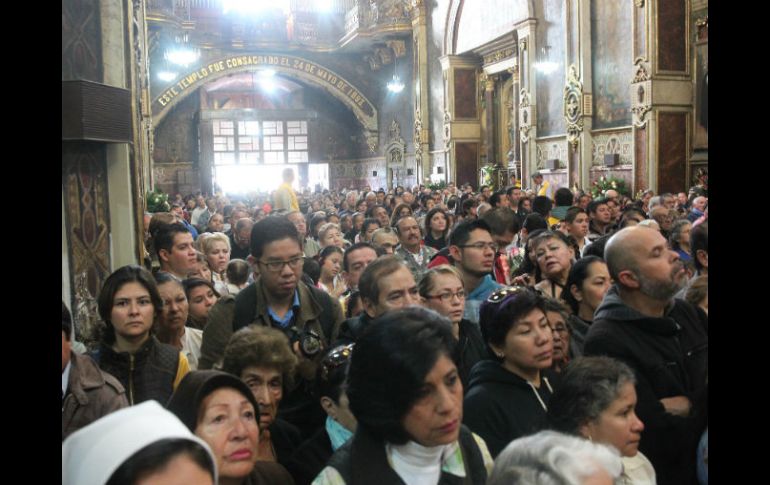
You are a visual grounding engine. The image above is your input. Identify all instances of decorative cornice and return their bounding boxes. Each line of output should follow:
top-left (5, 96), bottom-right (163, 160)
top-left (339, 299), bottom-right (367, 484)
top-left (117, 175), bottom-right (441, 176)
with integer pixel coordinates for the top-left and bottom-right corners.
top-left (483, 47), bottom-right (516, 66)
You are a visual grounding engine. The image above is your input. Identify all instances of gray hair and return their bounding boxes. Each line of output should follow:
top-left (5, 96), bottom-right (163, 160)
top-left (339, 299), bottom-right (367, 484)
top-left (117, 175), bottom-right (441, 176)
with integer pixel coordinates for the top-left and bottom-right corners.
top-left (547, 356), bottom-right (636, 435)
top-left (648, 195), bottom-right (662, 210)
top-left (488, 430), bottom-right (623, 485)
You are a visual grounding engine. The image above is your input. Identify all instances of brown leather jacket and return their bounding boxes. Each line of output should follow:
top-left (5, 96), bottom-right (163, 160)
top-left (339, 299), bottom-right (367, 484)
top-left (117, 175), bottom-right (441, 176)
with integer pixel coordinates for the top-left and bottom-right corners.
top-left (62, 352), bottom-right (128, 441)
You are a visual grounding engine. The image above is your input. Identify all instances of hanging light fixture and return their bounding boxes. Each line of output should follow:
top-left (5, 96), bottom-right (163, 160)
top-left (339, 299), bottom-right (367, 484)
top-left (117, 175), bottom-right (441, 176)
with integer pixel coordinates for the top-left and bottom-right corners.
top-left (534, 45), bottom-right (558, 75)
top-left (164, 32), bottom-right (200, 68)
top-left (387, 55), bottom-right (405, 93)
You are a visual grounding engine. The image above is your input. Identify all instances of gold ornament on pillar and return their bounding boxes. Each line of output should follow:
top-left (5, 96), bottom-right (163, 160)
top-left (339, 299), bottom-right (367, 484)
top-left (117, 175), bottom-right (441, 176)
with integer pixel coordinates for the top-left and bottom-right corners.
top-left (563, 65), bottom-right (584, 148)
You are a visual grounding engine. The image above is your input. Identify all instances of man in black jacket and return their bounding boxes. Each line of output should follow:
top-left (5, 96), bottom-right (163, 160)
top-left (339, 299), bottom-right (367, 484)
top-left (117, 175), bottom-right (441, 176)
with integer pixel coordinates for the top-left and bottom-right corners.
top-left (584, 226), bottom-right (708, 485)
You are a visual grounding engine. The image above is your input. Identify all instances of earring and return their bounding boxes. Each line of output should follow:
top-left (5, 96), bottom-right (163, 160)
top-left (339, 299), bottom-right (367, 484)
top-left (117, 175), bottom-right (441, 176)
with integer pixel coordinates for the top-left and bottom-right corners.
top-left (497, 352), bottom-right (505, 359)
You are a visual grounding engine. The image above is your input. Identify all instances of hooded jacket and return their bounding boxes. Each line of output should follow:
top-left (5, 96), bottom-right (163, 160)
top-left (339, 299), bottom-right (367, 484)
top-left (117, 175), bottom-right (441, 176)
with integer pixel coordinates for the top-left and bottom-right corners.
top-left (585, 285), bottom-right (708, 485)
top-left (166, 370), bottom-right (296, 485)
top-left (463, 360), bottom-right (555, 457)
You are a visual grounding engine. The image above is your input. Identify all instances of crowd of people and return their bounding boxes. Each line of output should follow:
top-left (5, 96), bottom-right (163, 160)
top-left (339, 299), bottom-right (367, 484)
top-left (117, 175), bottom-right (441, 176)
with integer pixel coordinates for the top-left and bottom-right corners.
top-left (63, 169), bottom-right (708, 485)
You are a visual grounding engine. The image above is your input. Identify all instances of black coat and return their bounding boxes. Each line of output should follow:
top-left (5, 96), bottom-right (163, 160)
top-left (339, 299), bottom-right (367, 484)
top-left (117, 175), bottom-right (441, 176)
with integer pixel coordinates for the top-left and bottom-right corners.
top-left (286, 426), bottom-right (333, 485)
top-left (463, 360), bottom-right (555, 457)
top-left (585, 285), bottom-right (708, 485)
top-left (454, 319), bottom-right (488, 390)
top-left (270, 418), bottom-right (304, 469)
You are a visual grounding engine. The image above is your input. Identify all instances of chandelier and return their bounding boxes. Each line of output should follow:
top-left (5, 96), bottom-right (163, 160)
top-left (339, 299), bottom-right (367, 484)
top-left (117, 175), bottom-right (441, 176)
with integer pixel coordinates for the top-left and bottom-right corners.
top-left (387, 55), bottom-right (405, 93)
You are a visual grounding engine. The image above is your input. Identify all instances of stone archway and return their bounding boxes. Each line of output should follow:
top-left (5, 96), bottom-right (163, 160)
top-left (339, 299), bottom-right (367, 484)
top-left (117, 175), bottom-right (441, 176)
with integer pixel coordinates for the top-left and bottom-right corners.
top-left (152, 54), bottom-right (379, 150)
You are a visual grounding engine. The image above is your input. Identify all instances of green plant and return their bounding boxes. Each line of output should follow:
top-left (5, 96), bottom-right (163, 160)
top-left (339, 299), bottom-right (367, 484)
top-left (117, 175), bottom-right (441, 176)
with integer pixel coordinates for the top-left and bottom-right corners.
top-left (146, 189), bottom-right (170, 213)
top-left (590, 176), bottom-right (630, 199)
top-left (427, 180), bottom-right (447, 191)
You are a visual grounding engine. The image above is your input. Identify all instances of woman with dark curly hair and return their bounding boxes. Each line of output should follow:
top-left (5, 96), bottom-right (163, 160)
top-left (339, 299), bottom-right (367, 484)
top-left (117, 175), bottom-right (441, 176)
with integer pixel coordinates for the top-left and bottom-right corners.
top-left (91, 265), bottom-right (190, 405)
top-left (222, 326), bottom-right (302, 467)
top-left (315, 307), bottom-right (493, 484)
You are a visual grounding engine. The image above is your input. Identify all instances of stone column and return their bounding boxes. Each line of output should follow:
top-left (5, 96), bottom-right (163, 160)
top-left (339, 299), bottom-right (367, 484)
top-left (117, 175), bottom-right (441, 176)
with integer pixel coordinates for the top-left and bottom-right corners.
top-left (410, 0), bottom-right (431, 184)
top-left (483, 74), bottom-right (496, 166)
top-left (509, 65), bottom-right (521, 179)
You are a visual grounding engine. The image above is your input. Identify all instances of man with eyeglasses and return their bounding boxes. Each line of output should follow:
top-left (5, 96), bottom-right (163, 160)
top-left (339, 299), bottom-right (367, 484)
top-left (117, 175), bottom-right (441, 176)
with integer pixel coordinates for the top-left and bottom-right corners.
top-left (224, 216), bottom-right (345, 438)
top-left (335, 256), bottom-right (421, 344)
top-left (447, 219), bottom-right (503, 325)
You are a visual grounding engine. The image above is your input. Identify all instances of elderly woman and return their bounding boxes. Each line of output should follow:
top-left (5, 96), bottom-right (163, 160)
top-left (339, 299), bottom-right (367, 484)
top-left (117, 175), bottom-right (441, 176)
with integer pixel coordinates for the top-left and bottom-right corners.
top-left (222, 326), bottom-right (303, 468)
top-left (418, 265), bottom-right (487, 388)
top-left (669, 219), bottom-right (693, 263)
top-left (287, 344), bottom-right (357, 485)
top-left (92, 265), bottom-right (189, 405)
top-left (547, 356), bottom-right (657, 484)
top-left (463, 286), bottom-right (555, 457)
top-left (530, 230), bottom-right (576, 300)
top-left (63, 400), bottom-right (217, 485)
top-left (184, 278), bottom-right (220, 330)
top-left (166, 370), bottom-right (294, 485)
top-left (314, 307), bottom-right (493, 484)
top-left (487, 430), bottom-right (623, 485)
top-left (541, 297), bottom-right (572, 373)
top-left (155, 273), bottom-right (203, 371)
top-left (318, 222), bottom-right (345, 249)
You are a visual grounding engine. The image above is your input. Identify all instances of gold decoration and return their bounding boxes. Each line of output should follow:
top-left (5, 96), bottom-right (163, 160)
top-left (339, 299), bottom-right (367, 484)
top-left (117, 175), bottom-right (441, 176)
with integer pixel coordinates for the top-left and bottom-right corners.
top-left (634, 0), bottom-right (644, 7)
top-left (563, 65), bottom-right (584, 148)
top-left (630, 58), bottom-right (652, 128)
top-left (483, 47), bottom-right (515, 66)
top-left (387, 39), bottom-right (406, 58)
top-left (443, 110), bottom-right (452, 149)
top-left (519, 88), bottom-right (532, 144)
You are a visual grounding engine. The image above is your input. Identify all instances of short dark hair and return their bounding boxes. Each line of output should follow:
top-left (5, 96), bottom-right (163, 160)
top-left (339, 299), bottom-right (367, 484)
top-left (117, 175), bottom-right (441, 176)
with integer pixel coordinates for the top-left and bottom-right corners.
top-left (448, 219), bottom-right (492, 247)
top-left (249, 216), bottom-right (301, 259)
top-left (315, 344), bottom-right (354, 403)
top-left (226, 259), bottom-right (250, 286)
top-left (97, 265), bottom-right (163, 345)
top-left (461, 198), bottom-right (478, 215)
top-left (105, 438), bottom-right (216, 485)
top-left (522, 213), bottom-right (548, 233)
top-left (489, 190), bottom-right (506, 207)
top-left (343, 242), bottom-right (376, 272)
top-left (547, 356), bottom-right (636, 435)
top-left (587, 198), bottom-right (609, 215)
top-left (582, 233), bottom-right (613, 259)
top-left (182, 277), bottom-right (220, 300)
top-left (480, 287), bottom-right (544, 360)
top-left (347, 307), bottom-right (456, 444)
top-left (690, 222), bottom-right (708, 271)
top-left (154, 223), bottom-right (191, 259)
top-left (532, 196), bottom-right (553, 217)
top-left (562, 256), bottom-right (605, 314)
top-left (360, 218), bottom-right (380, 238)
top-left (619, 207), bottom-right (647, 228)
top-left (564, 206), bottom-right (587, 224)
top-left (358, 255), bottom-right (406, 304)
top-left (482, 207), bottom-right (520, 236)
top-left (554, 188), bottom-right (574, 207)
top-left (62, 301), bottom-right (73, 340)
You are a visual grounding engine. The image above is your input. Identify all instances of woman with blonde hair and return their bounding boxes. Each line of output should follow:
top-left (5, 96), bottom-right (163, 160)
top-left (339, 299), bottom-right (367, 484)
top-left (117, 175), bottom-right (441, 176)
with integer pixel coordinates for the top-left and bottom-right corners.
top-left (418, 265), bottom-right (486, 387)
top-left (199, 232), bottom-right (231, 293)
top-left (318, 222), bottom-right (346, 249)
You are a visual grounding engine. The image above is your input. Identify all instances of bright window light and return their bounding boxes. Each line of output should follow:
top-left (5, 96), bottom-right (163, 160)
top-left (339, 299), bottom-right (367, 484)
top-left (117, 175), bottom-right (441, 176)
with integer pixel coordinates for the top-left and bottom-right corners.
top-left (317, 0), bottom-right (334, 12)
top-left (165, 48), bottom-right (200, 67)
top-left (222, 0), bottom-right (290, 15)
top-left (157, 70), bottom-right (177, 82)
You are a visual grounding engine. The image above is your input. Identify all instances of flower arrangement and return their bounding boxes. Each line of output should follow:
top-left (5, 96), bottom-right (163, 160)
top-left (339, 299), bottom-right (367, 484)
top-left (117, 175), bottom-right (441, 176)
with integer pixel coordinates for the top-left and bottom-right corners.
top-left (590, 176), bottom-right (630, 198)
top-left (146, 189), bottom-right (170, 213)
top-left (427, 180), bottom-right (447, 191)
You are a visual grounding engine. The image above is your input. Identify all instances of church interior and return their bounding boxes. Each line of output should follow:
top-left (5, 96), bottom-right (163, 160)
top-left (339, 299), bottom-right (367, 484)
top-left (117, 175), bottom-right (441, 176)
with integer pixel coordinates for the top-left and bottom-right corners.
top-left (62, 0), bottom-right (708, 306)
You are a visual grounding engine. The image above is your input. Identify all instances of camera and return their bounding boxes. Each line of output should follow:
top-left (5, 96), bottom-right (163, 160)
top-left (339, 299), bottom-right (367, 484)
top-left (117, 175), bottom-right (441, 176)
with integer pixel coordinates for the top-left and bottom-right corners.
top-left (288, 328), bottom-right (323, 358)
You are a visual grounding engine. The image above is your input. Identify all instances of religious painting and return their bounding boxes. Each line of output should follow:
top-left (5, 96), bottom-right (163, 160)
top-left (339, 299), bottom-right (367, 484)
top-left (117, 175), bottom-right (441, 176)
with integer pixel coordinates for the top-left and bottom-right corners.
top-left (591, 0), bottom-right (633, 129)
top-left (536, 0), bottom-right (566, 137)
top-left (693, 41), bottom-right (708, 148)
top-left (454, 69), bottom-right (477, 119)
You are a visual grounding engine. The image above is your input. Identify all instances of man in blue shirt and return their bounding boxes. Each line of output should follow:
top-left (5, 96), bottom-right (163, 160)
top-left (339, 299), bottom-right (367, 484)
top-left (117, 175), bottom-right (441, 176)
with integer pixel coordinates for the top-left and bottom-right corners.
top-left (447, 219), bottom-right (503, 325)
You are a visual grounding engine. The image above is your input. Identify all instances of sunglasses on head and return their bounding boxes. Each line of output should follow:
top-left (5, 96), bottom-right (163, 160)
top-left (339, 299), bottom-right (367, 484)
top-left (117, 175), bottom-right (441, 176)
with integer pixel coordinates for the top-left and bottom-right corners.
top-left (486, 285), bottom-right (530, 303)
top-left (320, 343), bottom-right (354, 381)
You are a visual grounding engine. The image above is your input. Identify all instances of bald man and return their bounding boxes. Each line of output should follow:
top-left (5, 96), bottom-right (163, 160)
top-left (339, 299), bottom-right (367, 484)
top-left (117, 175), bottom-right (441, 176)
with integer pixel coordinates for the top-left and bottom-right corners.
top-left (687, 196), bottom-right (707, 222)
top-left (583, 226), bottom-right (708, 485)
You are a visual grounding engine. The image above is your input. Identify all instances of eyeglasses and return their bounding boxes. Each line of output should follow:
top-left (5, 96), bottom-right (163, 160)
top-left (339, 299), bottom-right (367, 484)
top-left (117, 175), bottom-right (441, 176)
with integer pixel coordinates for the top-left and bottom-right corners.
top-left (426, 290), bottom-right (466, 302)
top-left (486, 286), bottom-right (528, 303)
top-left (320, 343), bottom-right (354, 381)
top-left (458, 242), bottom-right (499, 252)
top-left (258, 256), bottom-right (304, 272)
